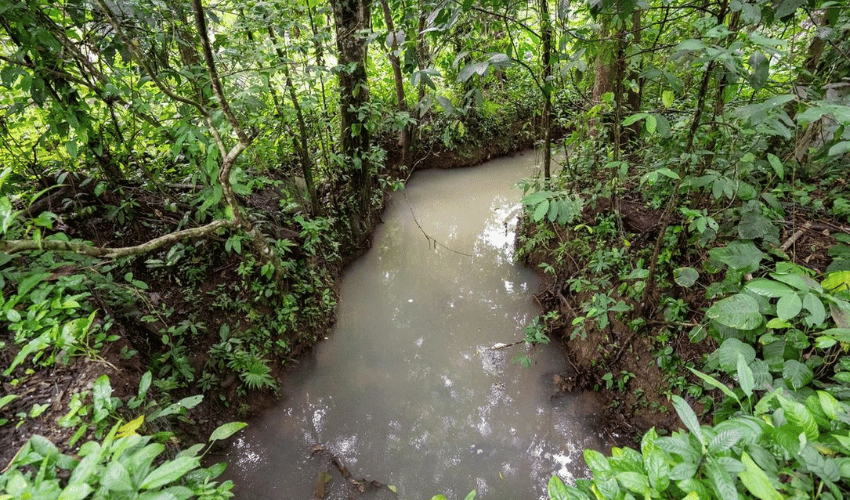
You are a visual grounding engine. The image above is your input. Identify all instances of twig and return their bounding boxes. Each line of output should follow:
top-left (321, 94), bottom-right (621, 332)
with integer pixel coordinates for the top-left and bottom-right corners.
top-left (403, 192), bottom-right (474, 257)
top-left (781, 221), bottom-right (812, 252)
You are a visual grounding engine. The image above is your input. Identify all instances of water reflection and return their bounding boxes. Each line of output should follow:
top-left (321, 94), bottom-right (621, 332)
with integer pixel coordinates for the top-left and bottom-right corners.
top-left (221, 152), bottom-right (610, 500)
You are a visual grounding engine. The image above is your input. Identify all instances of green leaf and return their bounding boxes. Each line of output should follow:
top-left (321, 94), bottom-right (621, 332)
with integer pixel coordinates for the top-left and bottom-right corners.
top-left (817, 391), bottom-right (843, 421)
top-left (623, 113), bottom-right (647, 126)
top-left (783, 359), bottom-right (813, 389)
top-left (59, 483), bottom-right (94, 500)
top-left (829, 141), bottom-right (850, 157)
top-left (533, 199), bottom-right (550, 222)
top-left (616, 472), bottom-right (651, 496)
top-left (823, 271), bottom-right (850, 293)
top-left (548, 475), bottom-right (571, 500)
top-left (662, 90), bottom-right (674, 108)
top-left (710, 242), bottom-right (765, 273)
top-left (140, 456), bottom-right (200, 490)
top-left (672, 395), bottom-right (704, 448)
top-left (777, 393), bottom-right (818, 440)
top-left (709, 428), bottom-right (744, 453)
top-left (719, 338), bottom-right (756, 373)
top-left (802, 293), bottom-right (826, 325)
top-left (740, 452), bottom-right (782, 500)
top-left (209, 422), bottom-right (248, 441)
top-left (17, 272), bottom-right (50, 299)
top-left (102, 461), bottom-right (134, 492)
top-left (738, 353), bottom-right (755, 397)
top-left (745, 278), bottom-right (794, 297)
top-left (776, 293), bottom-right (803, 321)
top-left (584, 449), bottom-right (611, 476)
top-left (706, 294), bottom-right (763, 330)
top-left (748, 51), bottom-right (770, 92)
top-left (767, 154), bottom-right (784, 180)
top-left (674, 267), bottom-right (698, 287)
top-left (689, 368), bottom-right (740, 404)
top-left (646, 114), bottom-right (657, 134)
top-left (705, 456), bottom-right (738, 500)
top-left (675, 39), bottom-right (706, 52)
top-left (463, 490), bottom-right (477, 500)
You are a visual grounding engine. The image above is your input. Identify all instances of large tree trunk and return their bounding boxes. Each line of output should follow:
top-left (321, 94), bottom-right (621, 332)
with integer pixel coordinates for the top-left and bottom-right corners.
top-left (332, 0), bottom-right (373, 239)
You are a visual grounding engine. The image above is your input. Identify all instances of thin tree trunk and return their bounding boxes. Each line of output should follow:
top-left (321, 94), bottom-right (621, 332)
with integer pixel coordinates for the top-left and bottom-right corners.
top-left (378, 0), bottom-right (411, 170)
top-left (540, 0), bottom-right (553, 183)
top-left (267, 26), bottom-right (321, 215)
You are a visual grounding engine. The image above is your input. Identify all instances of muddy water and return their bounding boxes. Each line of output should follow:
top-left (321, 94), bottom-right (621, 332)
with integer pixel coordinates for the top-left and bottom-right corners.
top-left (222, 152), bottom-right (609, 499)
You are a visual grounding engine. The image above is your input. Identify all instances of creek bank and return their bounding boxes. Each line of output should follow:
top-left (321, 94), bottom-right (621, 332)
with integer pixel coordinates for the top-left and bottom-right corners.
top-left (518, 192), bottom-right (842, 444)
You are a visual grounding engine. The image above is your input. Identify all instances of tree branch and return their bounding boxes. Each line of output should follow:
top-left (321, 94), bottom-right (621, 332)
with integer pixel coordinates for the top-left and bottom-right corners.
top-left (0, 219), bottom-right (232, 258)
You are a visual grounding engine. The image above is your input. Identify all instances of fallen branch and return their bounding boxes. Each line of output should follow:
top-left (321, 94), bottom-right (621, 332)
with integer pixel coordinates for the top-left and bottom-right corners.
top-left (780, 221), bottom-right (813, 252)
top-left (0, 219), bottom-right (232, 258)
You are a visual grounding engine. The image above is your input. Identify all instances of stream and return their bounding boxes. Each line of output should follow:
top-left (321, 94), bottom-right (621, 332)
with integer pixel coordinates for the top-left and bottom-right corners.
top-left (221, 152), bottom-right (611, 499)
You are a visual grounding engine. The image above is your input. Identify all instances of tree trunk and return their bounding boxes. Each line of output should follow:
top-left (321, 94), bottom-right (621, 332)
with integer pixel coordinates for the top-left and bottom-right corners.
top-left (378, 0), bottom-right (411, 170)
top-left (332, 0), bottom-right (373, 238)
top-left (540, 0), bottom-right (553, 184)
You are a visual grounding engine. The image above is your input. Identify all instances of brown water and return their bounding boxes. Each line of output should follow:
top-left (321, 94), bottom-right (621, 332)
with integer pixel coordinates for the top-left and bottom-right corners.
top-left (221, 152), bottom-right (609, 499)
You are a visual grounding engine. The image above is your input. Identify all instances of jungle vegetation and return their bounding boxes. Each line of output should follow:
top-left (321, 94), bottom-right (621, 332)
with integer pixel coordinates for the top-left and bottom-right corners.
top-left (0, 0), bottom-right (849, 498)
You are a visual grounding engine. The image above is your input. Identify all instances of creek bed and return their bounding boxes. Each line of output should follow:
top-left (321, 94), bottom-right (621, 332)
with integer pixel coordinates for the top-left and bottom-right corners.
top-left (222, 152), bottom-right (610, 499)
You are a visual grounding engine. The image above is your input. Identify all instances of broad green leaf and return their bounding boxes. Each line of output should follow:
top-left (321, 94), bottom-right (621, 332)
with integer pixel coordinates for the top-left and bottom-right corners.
top-left (829, 141), bottom-right (850, 156)
top-left (533, 199), bottom-right (550, 222)
top-left (710, 242), bottom-right (765, 273)
top-left (140, 456), bottom-right (200, 490)
top-left (719, 338), bottom-right (756, 373)
top-left (675, 39), bottom-right (706, 52)
top-left (102, 461), bottom-right (134, 492)
top-left (803, 293), bottom-right (826, 325)
top-left (662, 90), bottom-right (674, 108)
top-left (623, 113), bottom-right (647, 126)
top-left (738, 353), bottom-right (755, 397)
top-left (817, 391), bottom-right (843, 421)
top-left (776, 293), bottom-right (803, 321)
top-left (740, 452), bottom-right (782, 500)
top-left (771, 272), bottom-right (821, 292)
top-left (616, 472), bottom-right (651, 496)
top-left (706, 456), bottom-right (738, 500)
top-left (464, 489), bottom-right (477, 500)
top-left (672, 395), bottom-right (704, 447)
top-left (709, 428), bottom-right (743, 453)
top-left (646, 114), bottom-right (657, 134)
top-left (783, 359), bottom-right (813, 390)
top-left (823, 271), bottom-right (850, 293)
top-left (584, 449), bottom-right (611, 476)
top-left (777, 394), bottom-right (818, 440)
top-left (210, 422), bottom-right (248, 441)
top-left (59, 483), bottom-right (93, 500)
top-left (767, 154), bottom-right (784, 180)
top-left (817, 328), bottom-right (850, 342)
top-left (748, 52), bottom-right (769, 92)
top-left (706, 294), bottom-right (763, 331)
top-left (548, 476), bottom-right (572, 500)
top-left (523, 191), bottom-right (554, 205)
top-left (428, 496), bottom-right (447, 500)
top-left (745, 279), bottom-right (793, 298)
top-left (17, 272), bottom-right (50, 299)
top-left (674, 267), bottom-right (698, 287)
